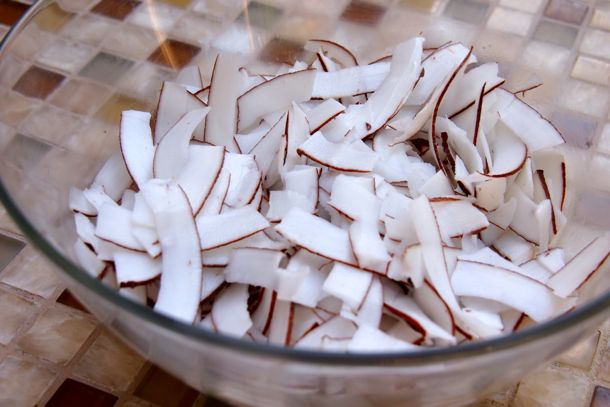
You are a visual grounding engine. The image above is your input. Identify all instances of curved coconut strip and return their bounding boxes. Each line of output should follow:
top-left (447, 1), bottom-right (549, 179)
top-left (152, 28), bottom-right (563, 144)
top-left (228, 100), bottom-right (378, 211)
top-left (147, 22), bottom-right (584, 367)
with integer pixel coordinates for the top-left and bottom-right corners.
top-left (443, 62), bottom-right (503, 118)
top-left (344, 38), bottom-right (423, 140)
top-left (204, 53), bottom-right (243, 151)
top-left (222, 153), bottom-right (261, 209)
top-left (196, 205), bottom-right (270, 250)
top-left (349, 220), bottom-right (391, 272)
top-left (412, 279), bottom-right (456, 336)
top-left (93, 152), bottom-right (133, 202)
top-left (154, 81), bottom-right (208, 143)
top-left (250, 113), bottom-right (287, 187)
top-left (435, 117), bottom-right (483, 174)
top-left (341, 276), bottom-right (383, 328)
top-left (276, 207), bottom-right (357, 266)
top-left (198, 164), bottom-right (231, 217)
top-left (323, 263), bottom-right (373, 310)
top-left (431, 199), bottom-right (489, 242)
top-left (451, 259), bottom-right (575, 321)
top-left (120, 110), bottom-right (155, 189)
top-left (282, 103), bottom-right (309, 171)
top-left (153, 108), bottom-right (210, 179)
top-left (297, 132), bottom-right (378, 173)
top-left (329, 174), bottom-right (380, 222)
top-left (294, 316), bottom-right (357, 349)
top-left (266, 190), bottom-right (314, 222)
top-left (311, 62), bottom-right (390, 99)
top-left (200, 267), bottom-right (225, 302)
top-left (486, 124), bottom-right (528, 178)
top-left (305, 39), bottom-right (359, 68)
top-left (492, 230), bottom-right (535, 265)
top-left (175, 65), bottom-right (203, 89)
top-left (408, 43), bottom-right (472, 106)
top-left (69, 187), bottom-right (96, 216)
top-left (495, 88), bottom-right (564, 152)
top-left (211, 284), bottom-right (253, 337)
top-left (547, 234), bottom-right (610, 298)
top-left (306, 99), bottom-right (346, 134)
top-left (114, 250), bottom-right (161, 286)
top-left (224, 247), bottom-right (284, 289)
top-left (175, 145), bottom-right (225, 214)
top-left (95, 203), bottom-right (145, 252)
top-left (142, 180), bottom-right (202, 323)
top-left (237, 69), bottom-right (316, 132)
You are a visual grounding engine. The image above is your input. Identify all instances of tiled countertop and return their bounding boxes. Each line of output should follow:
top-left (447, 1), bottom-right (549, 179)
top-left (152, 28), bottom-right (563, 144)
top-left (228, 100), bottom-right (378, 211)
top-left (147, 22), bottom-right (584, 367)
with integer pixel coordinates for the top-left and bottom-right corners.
top-left (2, 0), bottom-right (610, 406)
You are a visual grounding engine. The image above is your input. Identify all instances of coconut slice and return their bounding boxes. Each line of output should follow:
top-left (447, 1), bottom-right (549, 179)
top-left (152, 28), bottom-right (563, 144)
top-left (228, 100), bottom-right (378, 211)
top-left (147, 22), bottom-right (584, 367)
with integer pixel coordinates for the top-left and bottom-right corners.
top-left (409, 43), bottom-right (472, 106)
top-left (547, 234), bottom-right (610, 298)
top-left (311, 62), bottom-right (390, 99)
top-left (496, 89), bottom-right (564, 152)
top-left (411, 195), bottom-right (461, 312)
top-left (175, 65), bottom-right (203, 89)
top-left (175, 145), bottom-right (225, 214)
top-left (73, 238), bottom-right (106, 277)
top-left (284, 166), bottom-right (320, 206)
top-left (329, 174), bottom-right (380, 222)
top-left (282, 103), bottom-right (309, 171)
top-left (348, 324), bottom-right (416, 352)
top-left (251, 288), bottom-right (276, 334)
top-left (294, 316), bottom-right (357, 349)
top-left (205, 53), bottom-right (243, 151)
top-left (493, 230), bottom-right (535, 265)
top-left (224, 247), bottom-right (284, 289)
top-left (114, 250), bottom-right (161, 286)
top-left (412, 279), bottom-right (456, 336)
top-left (119, 110), bottom-right (155, 188)
top-left (297, 132), bottom-right (378, 173)
top-left (211, 284), bottom-right (252, 337)
top-left (305, 39), bottom-right (358, 68)
top-left (153, 108), bottom-right (209, 179)
top-left (250, 113), bottom-right (287, 187)
top-left (198, 166), bottom-right (231, 217)
top-left (154, 81), bottom-right (207, 143)
top-left (69, 187), bottom-right (96, 216)
top-left (342, 275), bottom-right (384, 328)
top-left (344, 37), bottom-right (423, 139)
top-left (418, 170), bottom-right (455, 198)
top-left (349, 220), bottom-right (391, 272)
top-left (130, 193), bottom-right (161, 257)
top-left (451, 259), bottom-right (575, 321)
top-left (386, 244), bottom-right (424, 286)
top-left (519, 259), bottom-right (553, 284)
top-left (434, 118), bottom-right (483, 173)
top-left (306, 99), bottom-right (346, 134)
top-left (200, 267), bottom-right (225, 302)
top-left (266, 190), bottom-right (314, 222)
top-left (197, 205), bottom-right (270, 250)
top-left (536, 199), bottom-right (553, 253)
top-left (81, 185), bottom-right (116, 215)
top-left (141, 180), bottom-right (202, 323)
top-left (486, 123), bottom-right (528, 178)
top-left (93, 152), bottom-right (133, 201)
top-left (475, 178), bottom-right (506, 212)
top-left (443, 62), bottom-right (503, 118)
top-left (537, 248), bottom-right (565, 273)
top-left (289, 305), bottom-right (325, 345)
top-left (222, 153), bottom-right (261, 209)
top-left (384, 280), bottom-right (456, 344)
top-left (487, 198), bottom-right (517, 229)
top-left (267, 299), bottom-right (292, 345)
top-left (237, 69), bottom-right (315, 132)
top-left (431, 198), bottom-right (489, 241)
top-left (235, 122), bottom-right (270, 154)
top-left (120, 190), bottom-right (136, 210)
top-left (323, 263), bottom-right (374, 310)
top-left (277, 250), bottom-right (329, 306)
top-left (95, 203), bottom-right (145, 252)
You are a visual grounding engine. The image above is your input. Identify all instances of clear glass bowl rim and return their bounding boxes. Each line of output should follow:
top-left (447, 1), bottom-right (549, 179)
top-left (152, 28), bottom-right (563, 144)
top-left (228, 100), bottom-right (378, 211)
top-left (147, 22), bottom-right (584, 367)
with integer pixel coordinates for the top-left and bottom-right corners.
top-left (2, 0), bottom-right (610, 367)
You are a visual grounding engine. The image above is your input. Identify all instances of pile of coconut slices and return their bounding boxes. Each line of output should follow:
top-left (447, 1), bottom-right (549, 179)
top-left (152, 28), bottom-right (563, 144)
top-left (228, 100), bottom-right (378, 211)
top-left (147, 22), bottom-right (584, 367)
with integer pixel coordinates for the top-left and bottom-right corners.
top-left (69, 37), bottom-right (610, 352)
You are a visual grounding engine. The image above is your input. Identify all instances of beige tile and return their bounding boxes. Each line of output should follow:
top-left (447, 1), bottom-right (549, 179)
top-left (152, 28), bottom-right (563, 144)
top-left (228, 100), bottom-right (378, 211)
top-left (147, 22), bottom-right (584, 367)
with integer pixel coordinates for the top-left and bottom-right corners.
top-left (74, 330), bottom-right (145, 391)
top-left (36, 39), bottom-right (96, 74)
top-left (487, 7), bottom-right (534, 36)
top-left (572, 56), bottom-right (610, 87)
top-left (522, 41), bottom-right (571, 76)
top-left (0, 246), bottom-right (62, 299)
top-left (500, 0), bottom-right (544, 13)
top-left (596, 337), bottom-right (610, 382)
top-left (8, 25), bottom-right (53, 60)
top-left (591, 5), bottom-right (610, 31)
top-left (0, 356), bottom-right (55, 406)
top-left (581, 29), bottom-right (610, 60)
top-left (514, 364), bottom-right (591, 407)
top-left (34, 3), bottom-right (75, 32)
top-left (0, 91), bottom-right (37, 127)
top-left (104, 24), bottom-right (160, 61)
top-left (273, 13), bottom-right (332, 43)
top-left (588, 154), bottom-right (610, 192)
top-left (61, 15), bottom-right (116, 46)
top-left (0, 289), bottom-right (38, 345)
top-left (17, 306), bottom-right (96, 364)
top-left (0, 55), bottom-right (27, 89)
top-left (171, 14), bottom-right (222, 46)
top-left (18, 105), bottom-right (82, 145)
top-left (475, 30), bottom-right (524, 64)
top-left (598, 123), bottom-right (610, 154)
top-left (50, 79), bottom-right (113, 117)
top-left (555, 331), bottom-right (600, 370)
top-left (560, 79), bottom-right (610, 118)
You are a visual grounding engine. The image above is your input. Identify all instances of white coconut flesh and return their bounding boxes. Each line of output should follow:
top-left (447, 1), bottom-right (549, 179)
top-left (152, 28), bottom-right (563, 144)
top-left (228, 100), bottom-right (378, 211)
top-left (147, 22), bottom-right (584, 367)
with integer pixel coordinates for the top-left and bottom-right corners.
top-left (70, 36), bottom-right (610, 351)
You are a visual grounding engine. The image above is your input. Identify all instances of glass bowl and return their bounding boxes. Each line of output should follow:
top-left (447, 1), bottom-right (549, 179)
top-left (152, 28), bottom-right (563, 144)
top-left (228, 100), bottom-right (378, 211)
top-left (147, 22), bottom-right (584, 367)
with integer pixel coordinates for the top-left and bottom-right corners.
top-left (2, 0), bottom-right (610, 405)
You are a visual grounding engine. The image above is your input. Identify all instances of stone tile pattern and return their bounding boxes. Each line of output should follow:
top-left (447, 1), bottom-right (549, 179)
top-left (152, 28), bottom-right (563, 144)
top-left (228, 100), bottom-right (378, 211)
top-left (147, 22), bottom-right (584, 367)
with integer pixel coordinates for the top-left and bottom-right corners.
top-left (1, 0), bottom-right (610, 406)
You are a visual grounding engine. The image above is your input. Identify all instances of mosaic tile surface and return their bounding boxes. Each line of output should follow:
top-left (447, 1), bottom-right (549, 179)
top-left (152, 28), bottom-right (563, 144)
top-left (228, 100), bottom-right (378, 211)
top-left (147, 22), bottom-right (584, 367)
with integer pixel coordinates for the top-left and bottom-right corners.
top-left (1, 0), bottom-right (610, 406)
